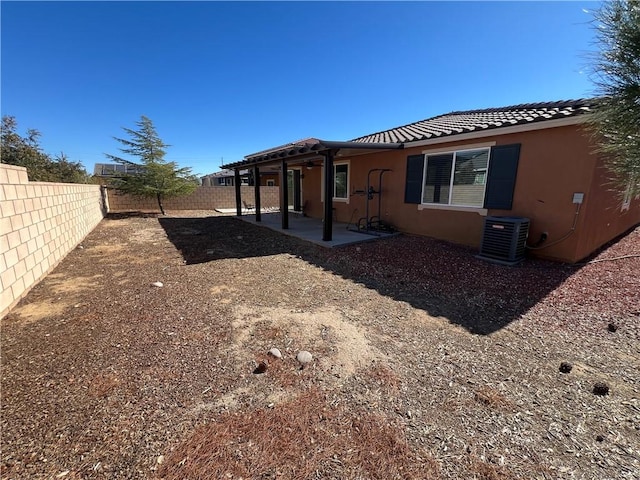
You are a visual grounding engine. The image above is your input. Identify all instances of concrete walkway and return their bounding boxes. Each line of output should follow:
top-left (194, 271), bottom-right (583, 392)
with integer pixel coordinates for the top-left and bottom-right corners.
top-left (236, 212), bottom-right (398, 248)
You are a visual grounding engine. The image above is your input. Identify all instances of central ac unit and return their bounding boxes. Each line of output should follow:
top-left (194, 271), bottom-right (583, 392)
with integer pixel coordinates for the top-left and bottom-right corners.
top-left (477, 216), bottom-right (530, 265)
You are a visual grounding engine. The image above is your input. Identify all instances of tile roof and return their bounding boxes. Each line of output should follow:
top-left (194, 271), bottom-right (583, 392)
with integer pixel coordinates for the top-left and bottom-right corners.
top-left (351, 99), bottom-right (595, 144)
top-left (223, 99), bottom-right (596, 169)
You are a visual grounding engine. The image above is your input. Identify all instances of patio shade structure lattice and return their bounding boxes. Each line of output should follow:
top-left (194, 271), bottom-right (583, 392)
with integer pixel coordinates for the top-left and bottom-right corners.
top-left (223, 139), bottom-right (404, 241)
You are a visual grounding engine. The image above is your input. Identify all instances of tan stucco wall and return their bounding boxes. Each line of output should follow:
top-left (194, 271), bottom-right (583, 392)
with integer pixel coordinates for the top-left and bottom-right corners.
top-left (0, 164), bottom-right (106, 318)
top-left (300, 125), bottom-right (640, 262)
top-left (106, 186), bottom-right (280, 212)
top-left (577, 159), bottom-right (640, 261)
top-left (260, 173), bottom-right (280, 187)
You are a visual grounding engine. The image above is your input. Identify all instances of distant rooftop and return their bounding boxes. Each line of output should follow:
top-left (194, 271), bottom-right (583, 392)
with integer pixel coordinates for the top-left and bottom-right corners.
top-left (93, 162), bottom-right (143, 177)
top-left (201, 169), bottom-right (237, 179)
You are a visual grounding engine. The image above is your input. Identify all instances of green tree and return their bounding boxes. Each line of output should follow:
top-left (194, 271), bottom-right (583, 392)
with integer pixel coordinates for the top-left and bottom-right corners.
top-left (106, 116), bottom-right (198, 214)
top-left (52, 152), bottom-right (91, 184)
top-left (1, 116), bottom-right (90, 183)
top-left (589, 0), bottom-right (640, 199)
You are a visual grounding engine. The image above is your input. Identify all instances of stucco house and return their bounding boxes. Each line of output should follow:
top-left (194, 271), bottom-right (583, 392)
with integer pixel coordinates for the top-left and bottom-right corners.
top-left (223, 99), bottom-right (639, 263)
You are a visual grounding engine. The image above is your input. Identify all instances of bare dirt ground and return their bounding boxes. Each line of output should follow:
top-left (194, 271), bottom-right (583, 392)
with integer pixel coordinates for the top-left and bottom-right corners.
top-left (1, 211), bottom-right (639, 480)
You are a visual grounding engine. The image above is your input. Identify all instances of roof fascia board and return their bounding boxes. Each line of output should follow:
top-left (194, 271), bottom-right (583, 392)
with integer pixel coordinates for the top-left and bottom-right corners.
top-left (405, 116), bottom-right (587, 149)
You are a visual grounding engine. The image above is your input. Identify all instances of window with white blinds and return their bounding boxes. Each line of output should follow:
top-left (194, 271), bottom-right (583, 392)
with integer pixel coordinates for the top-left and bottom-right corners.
top-left (422, 148), bottom-right (490, 207)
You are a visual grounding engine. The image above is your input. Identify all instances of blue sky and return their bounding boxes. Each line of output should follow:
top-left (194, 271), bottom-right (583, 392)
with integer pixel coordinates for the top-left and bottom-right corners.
top-left (2, 1), bottom-right (600, 177)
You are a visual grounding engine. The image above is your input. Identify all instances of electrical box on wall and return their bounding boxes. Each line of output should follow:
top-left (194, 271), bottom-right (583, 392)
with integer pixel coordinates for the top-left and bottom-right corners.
top-left (572, 192), bottom-right (584, 204)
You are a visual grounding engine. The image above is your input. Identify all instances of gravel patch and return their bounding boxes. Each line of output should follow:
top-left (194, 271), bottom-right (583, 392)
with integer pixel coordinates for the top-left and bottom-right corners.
top-left (1, 211), bottom-right (638, 479)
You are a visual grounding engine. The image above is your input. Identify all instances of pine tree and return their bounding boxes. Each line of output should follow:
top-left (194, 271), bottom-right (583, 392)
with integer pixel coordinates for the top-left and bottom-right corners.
top-left (106, 116), bottom-right (198, 214)
top-left (589, 0), bottom-right (640, 199)
top-left (1, 116), bottom-right (89, 183)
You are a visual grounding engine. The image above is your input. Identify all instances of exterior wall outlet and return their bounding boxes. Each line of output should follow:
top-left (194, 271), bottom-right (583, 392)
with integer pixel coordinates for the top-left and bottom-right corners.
top-left (572, 192), bottom-right (584, 204)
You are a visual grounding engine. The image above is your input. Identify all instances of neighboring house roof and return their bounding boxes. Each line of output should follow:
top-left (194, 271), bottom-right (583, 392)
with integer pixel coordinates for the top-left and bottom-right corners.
top-left (201, 169), bottom-right (239, 179)
top-left (351, 99), bottom-right (594, 144)
top-left (93, 162), bottom-right (144, 177)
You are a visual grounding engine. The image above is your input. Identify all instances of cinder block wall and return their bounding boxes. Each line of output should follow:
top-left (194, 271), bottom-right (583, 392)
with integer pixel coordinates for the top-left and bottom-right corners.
top-left (106, 186), bottom-right (281, 212)
top-left (0, 164), bottom-right (106, 318)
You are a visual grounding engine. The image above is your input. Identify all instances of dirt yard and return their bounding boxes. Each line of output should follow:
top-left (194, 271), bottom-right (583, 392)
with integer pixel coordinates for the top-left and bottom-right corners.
top-left (1, 212), bottom-right (639, 479)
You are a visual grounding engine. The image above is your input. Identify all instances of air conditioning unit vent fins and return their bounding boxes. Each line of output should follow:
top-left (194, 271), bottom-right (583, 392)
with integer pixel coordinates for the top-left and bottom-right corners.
top-left (477, 216), bottom-right (530, 265)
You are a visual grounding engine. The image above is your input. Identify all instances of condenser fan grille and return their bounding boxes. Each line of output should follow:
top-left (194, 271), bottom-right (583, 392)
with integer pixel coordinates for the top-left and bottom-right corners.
top-left (477, 216), bottom-right (530, 265)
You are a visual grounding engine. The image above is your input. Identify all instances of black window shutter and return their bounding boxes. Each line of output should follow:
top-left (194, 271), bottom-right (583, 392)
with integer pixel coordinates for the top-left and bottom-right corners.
top-left (404, 154), bottom-right (425, 204)
top-left (484, 144), bottom-right (521, 209)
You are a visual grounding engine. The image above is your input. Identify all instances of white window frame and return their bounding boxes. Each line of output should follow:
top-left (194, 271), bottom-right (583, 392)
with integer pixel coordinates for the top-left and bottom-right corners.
top-left (266, 179), bottom-right (275, 187)
top-left (321, 160), bottom-right (350, 203)
top-left (421, 147), bottom-right (491, 210)
top-left (333, 162), bottom-right (350, 201)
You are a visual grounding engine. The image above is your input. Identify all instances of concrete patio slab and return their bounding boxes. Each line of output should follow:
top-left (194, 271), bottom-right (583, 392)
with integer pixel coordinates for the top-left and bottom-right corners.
top-left (235, 212), bottom-right (398, 247)
top-left (214, 207), bottom-right (280, 215)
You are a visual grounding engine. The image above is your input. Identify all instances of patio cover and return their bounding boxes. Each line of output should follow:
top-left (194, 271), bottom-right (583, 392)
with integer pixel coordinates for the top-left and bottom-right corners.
top-left (223, 139), bottom-right (404, 241)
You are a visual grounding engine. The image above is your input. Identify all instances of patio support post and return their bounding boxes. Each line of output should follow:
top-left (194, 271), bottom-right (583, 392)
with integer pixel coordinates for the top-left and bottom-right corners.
top-left (280, 160), bottom-right (289, 229)
top-left (254, 165), bottom-right (261, 222)
top-left (234, 168), bottom-right (242, 216)
top-left (323, 150), bottom-right (335, 241)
